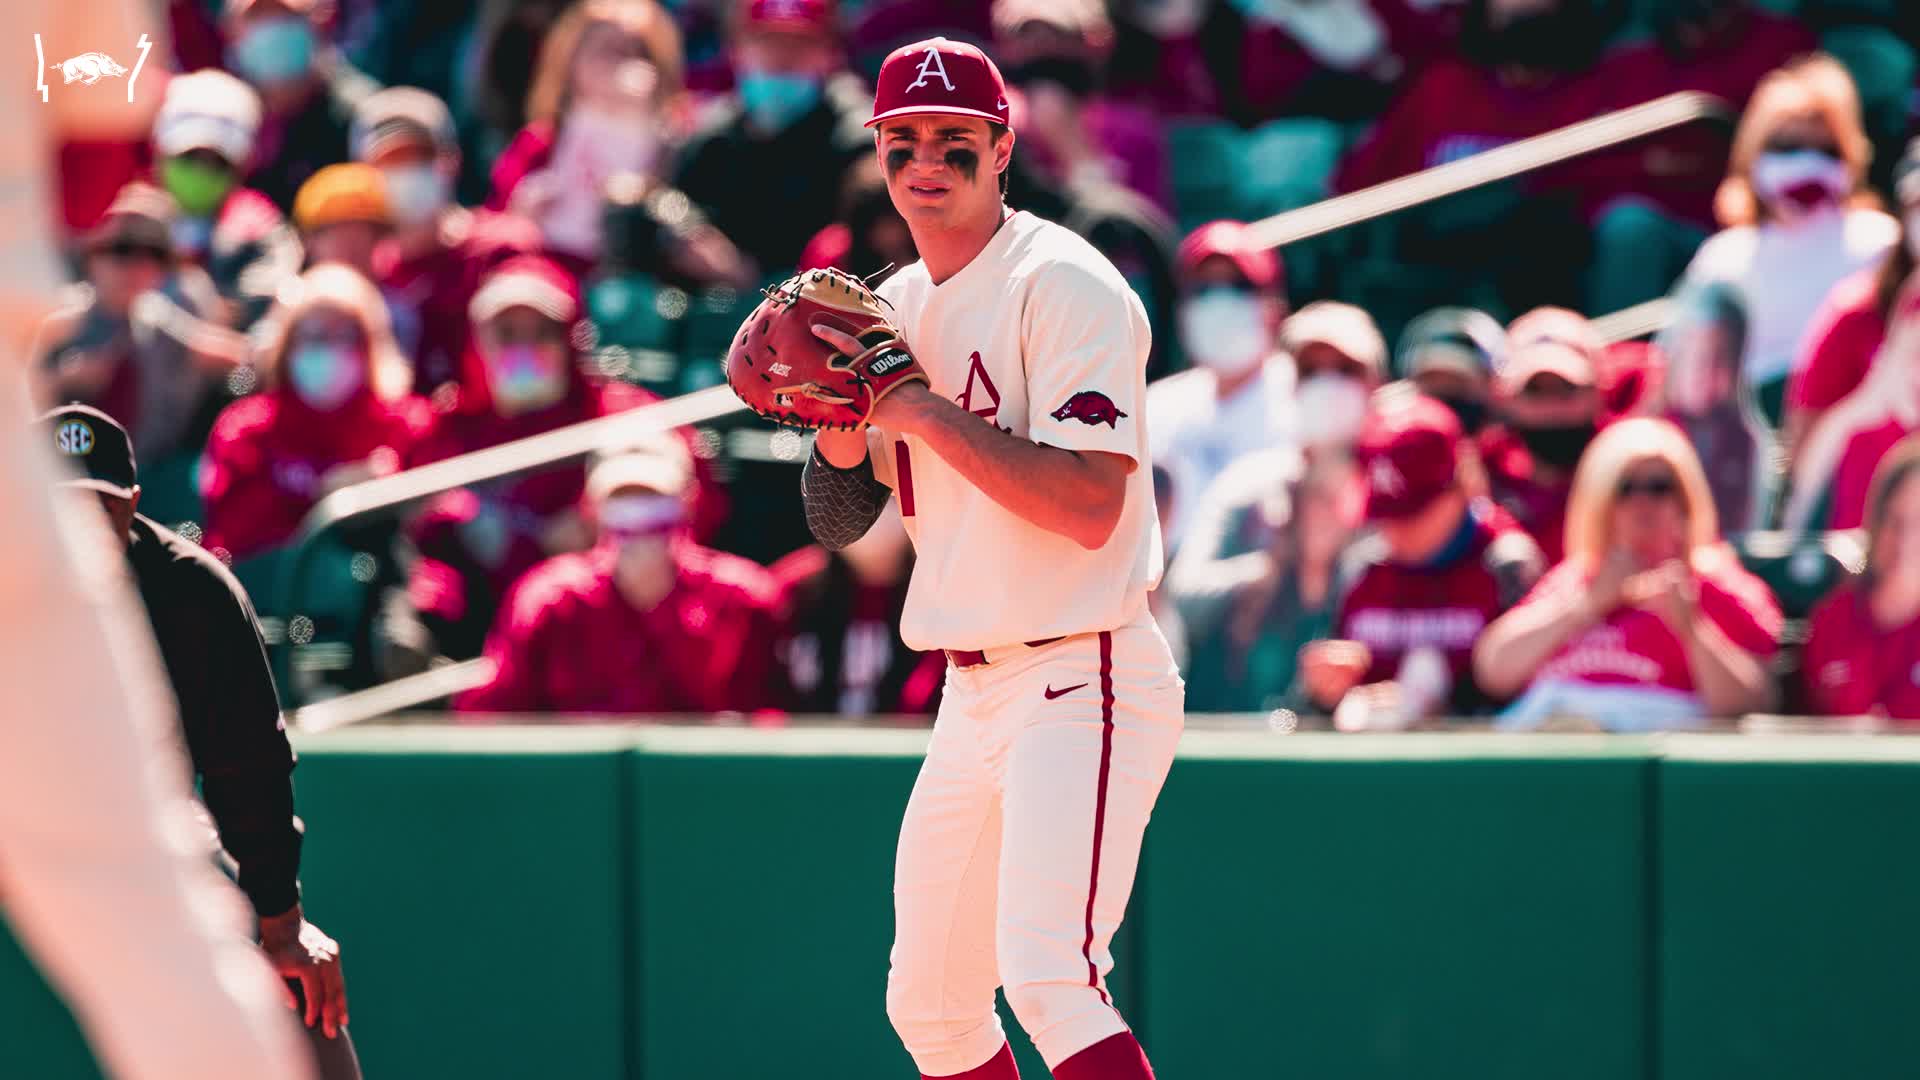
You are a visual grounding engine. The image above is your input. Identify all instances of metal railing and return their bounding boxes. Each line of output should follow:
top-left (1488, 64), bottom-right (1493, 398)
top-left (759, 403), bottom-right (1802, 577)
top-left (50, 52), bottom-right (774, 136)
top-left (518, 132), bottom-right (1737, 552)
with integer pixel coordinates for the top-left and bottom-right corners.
top-left (275, 91), bottom-right (1730, 719)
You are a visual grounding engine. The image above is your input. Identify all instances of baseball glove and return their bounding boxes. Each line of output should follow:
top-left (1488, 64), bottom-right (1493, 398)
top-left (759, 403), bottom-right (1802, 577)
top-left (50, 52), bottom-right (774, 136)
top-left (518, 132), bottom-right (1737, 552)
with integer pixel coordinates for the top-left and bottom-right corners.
top-left (725, 267), bottom-right (929, 431)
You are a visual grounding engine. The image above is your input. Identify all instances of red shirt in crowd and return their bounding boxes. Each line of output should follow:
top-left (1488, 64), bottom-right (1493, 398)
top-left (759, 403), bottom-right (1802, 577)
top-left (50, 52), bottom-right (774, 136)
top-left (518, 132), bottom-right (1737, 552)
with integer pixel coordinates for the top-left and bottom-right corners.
top-left (376, 208), bottom-right (543, 394)
top-left (1789, 270), bottom-right (1888, 415)
top-left (200, 388), bottom-right (433, 563)
top-left (1514, 554), bottom-right (1780, 695)
top-left (1333, 499), bottom-right (1540, 714)
top-left (1803, 583), bottom-right (1920, 723)
top-left (1828, 417), bottom-right (1911, 530)
top-left (1479, 427), bottom-right (1574, 565)
top-left (484, 121), bottom-right (555, 215)
top-left (768, 545), bottom-right (943, 717)
top-left (455, 541), bottom-right (784, 716)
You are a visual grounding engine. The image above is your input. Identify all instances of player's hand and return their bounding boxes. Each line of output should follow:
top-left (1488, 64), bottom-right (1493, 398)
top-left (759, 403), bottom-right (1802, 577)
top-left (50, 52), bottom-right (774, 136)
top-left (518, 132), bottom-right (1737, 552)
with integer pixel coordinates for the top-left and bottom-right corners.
top-left (1299, 639), bottom-right (1371, 709)
top-left (258, 907), bottom-right (349, 1038)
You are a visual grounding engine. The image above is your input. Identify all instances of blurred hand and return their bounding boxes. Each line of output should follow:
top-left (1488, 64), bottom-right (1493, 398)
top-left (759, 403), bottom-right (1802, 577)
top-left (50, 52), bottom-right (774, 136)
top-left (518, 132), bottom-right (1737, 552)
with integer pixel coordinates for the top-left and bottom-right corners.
top-left (507, 168), bottom-right (560, 220)
top-left (1332, 680), bottom-right (1407, 733)
top-left (670, 225), bottom-right (758, 290)
top-left (1625, 559), bottom-right (1698, 634)
top-left (1582, 548), bottom-right (1641, 621)
top-left (1299, 638), bottom-right (1372, 708)
top-left (258, 907), bottom-right (348, 1038)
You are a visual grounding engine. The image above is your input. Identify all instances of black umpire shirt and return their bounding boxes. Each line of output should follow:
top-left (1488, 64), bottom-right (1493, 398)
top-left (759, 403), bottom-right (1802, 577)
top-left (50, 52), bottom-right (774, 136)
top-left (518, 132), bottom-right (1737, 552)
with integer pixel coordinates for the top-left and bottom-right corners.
top-left (126, 513), bottom-right (303, 917)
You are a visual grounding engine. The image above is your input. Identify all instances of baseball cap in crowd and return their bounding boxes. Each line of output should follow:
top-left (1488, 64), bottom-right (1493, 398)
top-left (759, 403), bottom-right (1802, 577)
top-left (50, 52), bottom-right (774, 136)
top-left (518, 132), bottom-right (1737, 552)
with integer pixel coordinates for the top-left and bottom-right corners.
top-left (470, 255), bottom-right (582, 325)
top-left (349, 87), bottom-right (459, 162)
top-left (83, 182), bottom-right (178, 255)
top-left (155, 69), bottom-right (263, 166)
top-left (40, 405), bottom-right (138, 499)
top-left (1356, 394), bottom-right (1461, 521)
top-left (743, 0), bottom-right (837, 35)
top-left (589, 441), bottom-right (692, 503)
top-left (293, 163), bottom-right (392, 232)
top-left (1281, 301), bottom-right (1388, 381)
top-left (1176, 220), bottom-right (1283, 292)
top-left (1397, 306), bottom-right (1504, 381)
top-left (1501, 339), bottom-right (1596, 394)
top-left (1894, 136), bottom-right (1920, 207)
top-left (867, 38), bottom-right (1013, 130)
top-left (1506, 306), bottom-right (1601, 364)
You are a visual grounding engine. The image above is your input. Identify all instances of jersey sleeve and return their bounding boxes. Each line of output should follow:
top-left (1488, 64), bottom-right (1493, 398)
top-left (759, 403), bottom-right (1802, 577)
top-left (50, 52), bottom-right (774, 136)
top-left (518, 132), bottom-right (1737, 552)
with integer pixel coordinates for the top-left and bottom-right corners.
top-left (1700, 565), bottom-right (1783, 658)
top-left (1023, 260), bottom-right (1151, 462)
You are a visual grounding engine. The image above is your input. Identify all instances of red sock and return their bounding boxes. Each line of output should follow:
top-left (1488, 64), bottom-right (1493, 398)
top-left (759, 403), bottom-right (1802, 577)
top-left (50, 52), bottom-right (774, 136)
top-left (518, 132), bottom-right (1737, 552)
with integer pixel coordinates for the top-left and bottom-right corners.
top-left (925, 1041), bottom-right (1019, 1079)
top-left (1051, 1032), bottom-right (1154, 1080)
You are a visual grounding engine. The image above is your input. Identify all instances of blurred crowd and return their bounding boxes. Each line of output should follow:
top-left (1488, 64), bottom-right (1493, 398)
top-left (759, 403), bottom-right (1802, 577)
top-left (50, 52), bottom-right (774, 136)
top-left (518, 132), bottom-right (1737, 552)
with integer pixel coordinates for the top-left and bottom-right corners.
top-left (27, 0), bottom-right (1920, 728)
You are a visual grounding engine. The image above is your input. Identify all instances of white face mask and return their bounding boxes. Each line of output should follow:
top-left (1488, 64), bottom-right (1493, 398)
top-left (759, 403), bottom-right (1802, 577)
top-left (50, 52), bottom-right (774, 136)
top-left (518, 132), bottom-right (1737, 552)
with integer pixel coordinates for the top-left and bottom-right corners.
top-left (1229, 0), bottom-right (1387, 72)
top-left (1750, 150), bottom-right (1850, 220)
top-left (381, 164), bottom-right (451, 228)
top-left (1293, 372), bottom-right (1371, 448)
top-left (1180, 289), bottom-right (1273, 378)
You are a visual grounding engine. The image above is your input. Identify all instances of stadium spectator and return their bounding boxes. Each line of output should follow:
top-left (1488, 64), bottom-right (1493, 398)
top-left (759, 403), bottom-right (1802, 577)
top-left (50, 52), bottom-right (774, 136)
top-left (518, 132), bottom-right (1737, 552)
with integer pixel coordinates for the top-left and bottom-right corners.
top-left (153, 69), bottom-right (304, 331)
top-left (1398, 306), bottom-right (1505, 436)
top-left (1671, 53), bottom-right (1897, 428)
top-left (1786, 279), bottom-right (1920, 532)
top-left (223, 0), bottom-right (383, 214)
top-left (489, 0), bottom-right (687, 265)
top-left (673, 0), bottom-right (871, 279)
top-left (1784, 135), bottom-right (1920, 459)
top-left (1146, 221), bottom-right (1293, 548)
top-left (1284, 299), bottom-right (1387, 455)
top-left (1101, 0), bottom-right (1229, 118)
top-left (992, 0), bottom-right (1172, 214)
top-left (30, 183), bottom-right (244, 480)
top-left (1298, 392), bottom-right (1543, 726)
top-left (1655, 282), bottom-right (1772, 533)
top-left (293, 164), bottom-right (392, 280)
top-left (350, 87), bottom-right (543, 395)
top-left (1477, 417), bottom-right (1781, 729)
top-left (1172, 451), bottom-right (1361, 713)
top-left (1481, 308), bottom-right (1606, 563)
top-left (200, 264), bottom-right (430, 563)
top-left (770, 503), bottom-right (943, 717)
top-left (399, 255), bottom-right (722, 661)
top-left (797, 156), bottom-right (917, 279)
top-left (456, 443), bottom-right (784, 716)
top-left (1803, 436), bottom-right (1920, 723)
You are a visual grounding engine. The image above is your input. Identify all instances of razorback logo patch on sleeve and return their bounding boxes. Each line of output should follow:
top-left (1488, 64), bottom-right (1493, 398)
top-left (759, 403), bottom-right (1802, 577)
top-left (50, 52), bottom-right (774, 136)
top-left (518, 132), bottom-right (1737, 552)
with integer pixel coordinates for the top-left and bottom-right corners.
top-left (1050, 390), bottom-right (1128, 428)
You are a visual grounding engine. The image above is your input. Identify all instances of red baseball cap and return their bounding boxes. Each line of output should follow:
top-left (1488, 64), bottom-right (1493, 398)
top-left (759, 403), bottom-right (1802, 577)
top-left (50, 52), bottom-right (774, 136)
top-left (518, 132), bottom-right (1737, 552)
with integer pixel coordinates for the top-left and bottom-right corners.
top-left (1176, 220), bottom-right (1283, 292)
top-left (867, 37), bottom-right (1012, 130)
top-left (470, 255), bottom-right (581, 325)
top-left (744, 0), bottom-right (836, 34)
top-left (1357, 393), bottom-right (1462, 521)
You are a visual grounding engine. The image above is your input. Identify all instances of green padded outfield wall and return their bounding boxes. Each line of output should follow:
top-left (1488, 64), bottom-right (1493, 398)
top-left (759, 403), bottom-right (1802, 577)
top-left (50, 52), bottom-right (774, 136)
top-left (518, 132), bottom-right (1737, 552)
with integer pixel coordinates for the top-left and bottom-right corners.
top-left (4, 728), bottom-right (1920, 1079)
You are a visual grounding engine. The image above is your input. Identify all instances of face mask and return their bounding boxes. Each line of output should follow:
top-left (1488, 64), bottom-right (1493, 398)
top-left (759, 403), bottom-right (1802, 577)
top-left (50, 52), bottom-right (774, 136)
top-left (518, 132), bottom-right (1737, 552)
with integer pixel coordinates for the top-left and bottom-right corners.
top-left (1007, 57), bottom-right (1097, 98)
top-left (600, 492), bottom-right (685, 543)
top-left (485, 344), bottom-right (570, 415)
top-left (1180, 288), bottom-right (1271, 377)
top-left (1435, 394), bottom-right (1489, 434)
top-left (381, 165), bottom-right (450, 228)
top-left (1750, 150), bottom-right (1850, 217)
top-left (228, 17), bottom-right (315, 87)
top-left (160, 157), bottom-right (235, 218)
top-left (287, 342), bottom-right (365, 411)
top-left (1293, 373), bottom-right (1371, 448)
top-left (1514, 421), bottom-right (1596, 469)
top-left (738, 71), bottom-right (824, 133)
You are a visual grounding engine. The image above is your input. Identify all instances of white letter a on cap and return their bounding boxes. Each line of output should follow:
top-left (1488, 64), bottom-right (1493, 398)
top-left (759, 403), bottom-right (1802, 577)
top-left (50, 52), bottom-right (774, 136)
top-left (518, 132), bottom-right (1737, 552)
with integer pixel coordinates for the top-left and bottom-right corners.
top-left (907, 46), bottom-right (954, 92)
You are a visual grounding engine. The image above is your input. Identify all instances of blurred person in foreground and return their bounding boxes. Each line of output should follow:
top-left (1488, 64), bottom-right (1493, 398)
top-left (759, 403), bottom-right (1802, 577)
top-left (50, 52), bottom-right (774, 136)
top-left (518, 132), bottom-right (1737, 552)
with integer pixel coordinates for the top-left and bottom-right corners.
top-left (0, 1), bottom-right (311, 1075)
top-left (1172, 452), bottom-right (1362, 713)
top-left (489, 0), bottom-right (688, 266)
top-left (1146, 220), bottom-right (1293, 549)
top-left (350, 87), bottom-right (543, 396)
top-left (1803, 436), bottom-right (1920, 723)
top-left (1786, 279), bottom-right (1920, 532)
top-left (1784, 135), bottom-right (1920, 460)
top-left (771, 502), bottom-right (944, 717)
top-left (1671, 53), bottom-right (1897, 428)
top-left (41, 406), bottom-right (359, 1078)
top-left (152, 68), bottom-right (304, 331)
top-left (457, 442), bottom-right (783, 716)
top-left (1281, 298), bottom-right (1387, 456)
top-left (1477, 418), bottom-right (1780, 729)
top-left (1654, 281), bottom-right (1773, 533)
top-left (200, 264), bottom-right (430, 563)
top-left (675, 0), bottom-right (872, 278)
top-left (220, 0), bottom-right (382, 214)
top-left (1298, 392), bottom-right (1543, 727)
top-left (1481, 307), bottom-right (1607, 563)
top-left (1398, 305), bottom-right (1505, 437)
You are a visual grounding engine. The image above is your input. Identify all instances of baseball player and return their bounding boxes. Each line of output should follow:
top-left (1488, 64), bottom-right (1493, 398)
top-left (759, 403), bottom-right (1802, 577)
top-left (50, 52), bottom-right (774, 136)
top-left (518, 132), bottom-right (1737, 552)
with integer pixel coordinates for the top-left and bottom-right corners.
top-left (802, 38), bottom-right (1181, 1080)
top-left (0, 2), bottom-right (312, 1077)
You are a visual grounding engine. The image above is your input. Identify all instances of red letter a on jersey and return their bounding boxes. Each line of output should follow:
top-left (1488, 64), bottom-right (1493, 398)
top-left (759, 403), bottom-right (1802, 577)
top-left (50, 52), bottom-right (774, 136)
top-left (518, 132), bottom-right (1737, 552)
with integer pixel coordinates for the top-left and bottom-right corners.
top-left (955, 351), bottom-right (1001, 421)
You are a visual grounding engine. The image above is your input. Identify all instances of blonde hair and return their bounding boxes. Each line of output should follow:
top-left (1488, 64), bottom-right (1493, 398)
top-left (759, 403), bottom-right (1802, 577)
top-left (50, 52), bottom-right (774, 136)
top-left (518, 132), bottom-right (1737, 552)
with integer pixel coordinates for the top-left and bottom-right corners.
top-left (1563, 417), bottom-right (1724, 570)
top-left (1714, 53), bottom-right (1874, 228)
top-left (525, 0), bottom-right (685, 128)
top-left (257, 264), bottom-right (412, 403)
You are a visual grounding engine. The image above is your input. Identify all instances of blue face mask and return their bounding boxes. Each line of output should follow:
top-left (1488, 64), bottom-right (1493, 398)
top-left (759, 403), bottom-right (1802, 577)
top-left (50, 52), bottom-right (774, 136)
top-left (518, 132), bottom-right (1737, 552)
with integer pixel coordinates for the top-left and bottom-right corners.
top-left (229, 17), bottom-right (315, 87)
top-left (738, 71), bottom-right (822, 133)
top-left (287, 343), bottom-right (365, 411)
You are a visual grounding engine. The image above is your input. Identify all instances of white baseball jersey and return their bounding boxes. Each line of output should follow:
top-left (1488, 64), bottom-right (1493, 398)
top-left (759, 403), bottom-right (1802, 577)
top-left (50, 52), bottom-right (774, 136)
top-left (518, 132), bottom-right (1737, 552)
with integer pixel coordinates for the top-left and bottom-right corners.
top-left (868, 210), bottom-right (1162, 652)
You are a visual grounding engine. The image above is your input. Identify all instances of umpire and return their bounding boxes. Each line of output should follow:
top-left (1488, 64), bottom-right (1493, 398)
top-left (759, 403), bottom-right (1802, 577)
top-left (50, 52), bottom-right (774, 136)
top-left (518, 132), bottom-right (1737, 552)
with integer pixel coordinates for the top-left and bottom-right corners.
top-left (40, 405), bottom-right (359, 1079)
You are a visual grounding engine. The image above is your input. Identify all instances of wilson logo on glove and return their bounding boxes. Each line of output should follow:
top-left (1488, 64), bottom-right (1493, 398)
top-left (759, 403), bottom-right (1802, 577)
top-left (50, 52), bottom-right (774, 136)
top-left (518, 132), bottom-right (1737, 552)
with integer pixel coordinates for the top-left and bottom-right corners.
top-left (725, 268), bottom-right (929, 431)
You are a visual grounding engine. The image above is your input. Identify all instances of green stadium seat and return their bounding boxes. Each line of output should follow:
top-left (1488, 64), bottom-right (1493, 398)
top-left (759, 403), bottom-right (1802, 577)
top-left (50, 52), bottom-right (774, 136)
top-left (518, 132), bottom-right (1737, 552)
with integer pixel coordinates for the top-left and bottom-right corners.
top-left (1731, 529), bottom-right (1864, 621)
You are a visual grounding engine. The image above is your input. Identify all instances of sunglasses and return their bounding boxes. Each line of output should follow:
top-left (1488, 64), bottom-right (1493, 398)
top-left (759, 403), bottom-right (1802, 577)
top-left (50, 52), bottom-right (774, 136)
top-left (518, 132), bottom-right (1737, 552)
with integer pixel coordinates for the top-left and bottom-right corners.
top-left (1616, 474), bottom-right (1679, 501)
top-left (94, 241), bottom-right (169, 263)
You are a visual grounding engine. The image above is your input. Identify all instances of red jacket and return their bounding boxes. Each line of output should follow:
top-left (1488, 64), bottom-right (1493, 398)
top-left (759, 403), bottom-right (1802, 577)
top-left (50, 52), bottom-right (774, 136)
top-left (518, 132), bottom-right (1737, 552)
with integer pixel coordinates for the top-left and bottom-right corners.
top-left (375, 208), bottom-right (543, 394)
top-left (200, 389), bottom-right (433, 562)
top-left (1804, 583), bottom-right (1920, 723)
top-left (456, 540), bottom-right (784, 716)
top-left (768, 545), bottom-right (943, 717)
